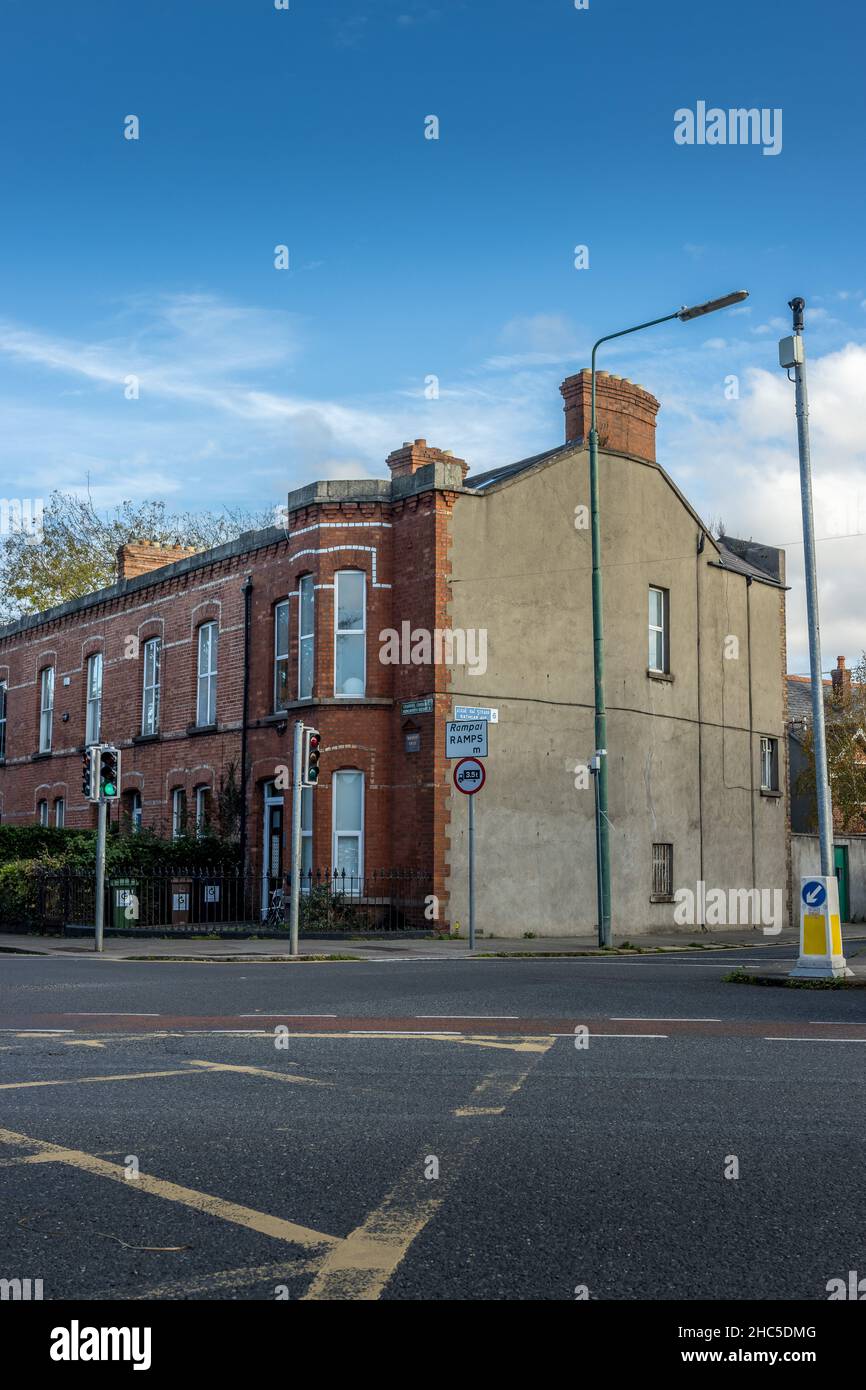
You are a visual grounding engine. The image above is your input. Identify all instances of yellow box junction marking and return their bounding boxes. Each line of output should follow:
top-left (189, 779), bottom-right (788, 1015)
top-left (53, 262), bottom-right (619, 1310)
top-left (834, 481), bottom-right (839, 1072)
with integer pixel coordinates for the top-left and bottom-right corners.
top-left (0, 1126), bottom-right (339, 1251)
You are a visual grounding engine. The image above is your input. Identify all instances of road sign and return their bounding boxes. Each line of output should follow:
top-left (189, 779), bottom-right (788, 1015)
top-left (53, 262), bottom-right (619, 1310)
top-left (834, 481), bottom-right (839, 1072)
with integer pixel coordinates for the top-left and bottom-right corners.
top-left (802, 879), bottom-right (827, 908)
top-left (454, 705), bottom-right (498, 723)
top-left (446, 720), bottom-right (488, 758)
top-left (402, 696), bottom-right (434, 716)
top-left (453, 757), bottom-right (486, 794)
top-left (453, 757), bottom-right (486, 949)
top-left (792, 874), bottom-right (851, 979)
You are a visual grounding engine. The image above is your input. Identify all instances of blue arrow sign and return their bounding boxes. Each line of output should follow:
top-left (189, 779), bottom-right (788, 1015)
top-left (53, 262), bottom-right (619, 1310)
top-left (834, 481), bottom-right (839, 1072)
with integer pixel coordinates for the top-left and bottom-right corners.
top-left (802, 880), bottom-right (827, 908)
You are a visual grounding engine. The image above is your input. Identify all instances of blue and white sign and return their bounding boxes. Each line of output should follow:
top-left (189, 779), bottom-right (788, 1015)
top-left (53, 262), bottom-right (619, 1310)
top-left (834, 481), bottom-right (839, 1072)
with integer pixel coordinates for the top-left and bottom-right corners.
top-left (802, 879), bottom-right (827, 908)
top-left (454, 706), bottom-right (498, 724)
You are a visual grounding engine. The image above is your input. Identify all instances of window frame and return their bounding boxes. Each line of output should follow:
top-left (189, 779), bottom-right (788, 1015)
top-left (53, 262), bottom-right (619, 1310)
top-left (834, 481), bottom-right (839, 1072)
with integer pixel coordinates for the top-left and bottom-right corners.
top-left (333, 570), bottom-right (367, 698)
top-left (301, 784), bottom-right (313, 884)
top-left (196, 622), bottom-right (218, 728)
top-left (129, 789), bottom-right (143, 834)
top-left (298, 575), bottom-right (314, 700)
top-left (651, 841), bottom-right (673, 900)
top-left (332, 769), bottom-right (364, 880)
top-left (195, 785), bottom-right (211, 840)
top-left (760, 735), bottom-right (780, 792)
top-left (171, 787), bottom-right (187, 840)
top-left (54, 797), bottom-right (65, 828)
top-left (39, 666), bottom-right (54, 753)
top-left (648, 586), bottom-right (669, 675)
top-left (37, 799), bottom-right (48, 827)
top-left (141, 637), bottom-right (161, 737)
top-left (0, 680), bottom-right (6, 760)
top-left (273, 600), bottom-right (290, 712)
top-left (85, 651), bottom-right (103, 746)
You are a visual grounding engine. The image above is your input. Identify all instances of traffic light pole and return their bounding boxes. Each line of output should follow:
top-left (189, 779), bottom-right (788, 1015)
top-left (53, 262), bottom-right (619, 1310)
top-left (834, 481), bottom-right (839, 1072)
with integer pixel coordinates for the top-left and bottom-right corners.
top-left (94, 797), bottom-right (107, 953)
top-left (288, 719), bottom-right (304, 957)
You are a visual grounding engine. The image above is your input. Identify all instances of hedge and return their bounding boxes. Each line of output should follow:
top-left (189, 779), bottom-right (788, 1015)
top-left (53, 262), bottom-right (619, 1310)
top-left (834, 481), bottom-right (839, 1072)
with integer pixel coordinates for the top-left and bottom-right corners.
top-left (0, 825), bottom-right (241, 872)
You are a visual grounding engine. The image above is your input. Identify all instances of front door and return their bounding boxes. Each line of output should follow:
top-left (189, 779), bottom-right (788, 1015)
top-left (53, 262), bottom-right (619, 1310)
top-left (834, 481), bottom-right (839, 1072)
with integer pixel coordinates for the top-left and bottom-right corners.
top-left (834, 844), bottom-right (850, 922)
top-left (261, 783), bottom-right (284, 916)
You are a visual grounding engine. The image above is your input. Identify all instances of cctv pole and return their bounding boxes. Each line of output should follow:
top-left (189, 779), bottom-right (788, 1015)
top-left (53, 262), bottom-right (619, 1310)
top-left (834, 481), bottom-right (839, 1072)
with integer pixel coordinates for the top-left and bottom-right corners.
top-left (288, 719), bottom-right (304, 956)
top-left (787, 298), bottom-right (834, 877)
top-left (94, 797), bottom-right (107, 953)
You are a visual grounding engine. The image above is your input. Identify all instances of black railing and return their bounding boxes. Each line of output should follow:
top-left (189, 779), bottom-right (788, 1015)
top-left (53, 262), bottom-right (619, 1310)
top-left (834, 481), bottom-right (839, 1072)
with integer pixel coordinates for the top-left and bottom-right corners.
top-left (3, 866), bottom-right (435, 936)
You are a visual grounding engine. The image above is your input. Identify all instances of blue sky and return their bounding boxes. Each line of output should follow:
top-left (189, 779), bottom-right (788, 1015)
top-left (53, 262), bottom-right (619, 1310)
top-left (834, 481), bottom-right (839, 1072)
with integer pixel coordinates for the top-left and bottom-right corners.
top-left (1, 0), bottom-right (864, 669)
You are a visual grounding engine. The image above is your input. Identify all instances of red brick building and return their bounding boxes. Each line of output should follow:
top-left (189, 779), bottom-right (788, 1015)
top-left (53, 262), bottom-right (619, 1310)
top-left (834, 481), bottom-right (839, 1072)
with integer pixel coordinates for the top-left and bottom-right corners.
top-left (0, 370), bottom-right (791, 936)
top-left (0, 445), bottom-right (471, 915)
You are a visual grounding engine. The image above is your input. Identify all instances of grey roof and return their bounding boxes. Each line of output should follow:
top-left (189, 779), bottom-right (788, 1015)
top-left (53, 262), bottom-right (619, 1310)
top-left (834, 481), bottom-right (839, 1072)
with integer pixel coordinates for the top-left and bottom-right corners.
top-left (464, 443), bottom-right (572, 492)
top-left (715, 544), bottom-right (770, 582)
top-left (786, 677), bottom-right (825, 723)
top-left (786, 674), bottom-right (862, 728)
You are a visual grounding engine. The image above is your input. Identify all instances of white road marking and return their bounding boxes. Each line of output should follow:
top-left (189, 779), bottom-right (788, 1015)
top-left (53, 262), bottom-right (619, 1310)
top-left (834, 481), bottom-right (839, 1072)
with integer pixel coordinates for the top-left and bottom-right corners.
top-left (584, 1033), bottom-right (669, 1039)
top-left (809, 1020), bottom-right (866, 1025)
top-left (0, 1029), bottom-right (73, 1034)
top-left (765, 1037), bottom-right (866, 1043)
top-left (347, 1030), bottom-right (462, 1037)
top-left (67, 1012), bottom-right (161, 1016)
top-left (237, 1014), bottom-right (338, 1018)
top-left (609, 1016), bottom-right (721, 1022)
top-left (414, 1014), bottom-right (519, 1019)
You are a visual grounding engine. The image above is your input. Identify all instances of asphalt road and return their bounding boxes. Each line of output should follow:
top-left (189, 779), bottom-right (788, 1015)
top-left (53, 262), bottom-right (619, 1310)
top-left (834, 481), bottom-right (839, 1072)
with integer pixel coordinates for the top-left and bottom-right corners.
top-left (2, 948), bottom-right (865, 1301)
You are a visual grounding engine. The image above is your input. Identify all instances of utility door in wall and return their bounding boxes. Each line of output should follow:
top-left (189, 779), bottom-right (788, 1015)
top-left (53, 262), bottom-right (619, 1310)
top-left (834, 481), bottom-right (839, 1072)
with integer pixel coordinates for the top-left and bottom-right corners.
top-left (834, 844), bottom-right (850, 922)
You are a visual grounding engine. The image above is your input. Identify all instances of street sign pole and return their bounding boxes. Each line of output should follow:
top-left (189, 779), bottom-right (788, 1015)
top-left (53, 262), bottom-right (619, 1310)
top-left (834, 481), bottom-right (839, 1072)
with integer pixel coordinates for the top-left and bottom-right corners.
top-left (94, 797), bottom-right (107, 954)
top-left (288, 719), bottom-right (304, 957)
top-left (453, 756), bottom-right (485, 948)
top-left (468, 795), bottom-right (475, 950)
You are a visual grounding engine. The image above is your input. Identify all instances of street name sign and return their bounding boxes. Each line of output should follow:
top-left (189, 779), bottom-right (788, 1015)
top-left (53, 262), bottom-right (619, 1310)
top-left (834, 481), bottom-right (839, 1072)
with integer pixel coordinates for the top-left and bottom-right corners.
top-left (401, 696), bottom-right (434, 716)
top-left (445, 720), bottom-right (488, 758)
top-left (454, 705), bottom-right (498, 723)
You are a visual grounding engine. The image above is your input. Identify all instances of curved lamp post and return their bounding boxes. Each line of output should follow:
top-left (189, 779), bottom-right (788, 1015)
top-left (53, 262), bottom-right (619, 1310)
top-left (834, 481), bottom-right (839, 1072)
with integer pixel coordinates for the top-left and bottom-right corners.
top-left (589, 290), bottom-right (749, 946)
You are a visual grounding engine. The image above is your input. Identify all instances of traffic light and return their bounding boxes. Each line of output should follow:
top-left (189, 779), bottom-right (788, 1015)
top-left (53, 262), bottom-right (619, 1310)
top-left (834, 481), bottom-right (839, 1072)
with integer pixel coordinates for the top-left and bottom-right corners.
top-left (98, 746), bottom-right (121, 800)
top-left (81, 747), bottom-right (97, 801)
top-left (302, 728), bottom-right (322, 786)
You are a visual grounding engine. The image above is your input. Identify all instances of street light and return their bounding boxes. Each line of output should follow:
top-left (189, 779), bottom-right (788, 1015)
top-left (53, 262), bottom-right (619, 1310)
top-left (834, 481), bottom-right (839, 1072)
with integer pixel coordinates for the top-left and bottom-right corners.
top-left (588, 289), bottom-right (749, 947)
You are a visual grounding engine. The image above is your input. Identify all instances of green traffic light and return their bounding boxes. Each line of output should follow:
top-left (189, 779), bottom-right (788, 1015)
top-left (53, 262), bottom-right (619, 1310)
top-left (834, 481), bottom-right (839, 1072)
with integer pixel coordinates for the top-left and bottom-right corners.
top-left (103, 782), bottom-right (116, 797)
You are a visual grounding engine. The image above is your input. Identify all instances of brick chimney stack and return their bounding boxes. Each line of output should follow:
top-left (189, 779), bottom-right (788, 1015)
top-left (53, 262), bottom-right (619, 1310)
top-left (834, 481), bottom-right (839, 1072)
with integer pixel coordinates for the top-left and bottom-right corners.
top-left (831, 655), bottom-right (852, 705)
top-left (117, 541), bottom-right (199, 583)
top-left (560, 370), bottom-right (660, 463)
top-left (386, 438), bottom-right (469, 482)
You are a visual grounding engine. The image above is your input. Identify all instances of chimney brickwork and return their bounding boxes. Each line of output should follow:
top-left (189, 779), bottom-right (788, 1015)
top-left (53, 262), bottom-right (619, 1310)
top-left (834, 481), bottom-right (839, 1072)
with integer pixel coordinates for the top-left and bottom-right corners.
top-left (117, 541), bottom-right (199, 583)
top-left (560, 369), bottom-right (660, 463)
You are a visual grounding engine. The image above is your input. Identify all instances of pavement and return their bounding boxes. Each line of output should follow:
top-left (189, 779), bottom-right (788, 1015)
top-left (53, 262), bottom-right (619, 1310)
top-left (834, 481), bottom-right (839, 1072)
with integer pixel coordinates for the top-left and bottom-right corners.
top-left (2, 943), bottom-right (866, 1301)
top-left (0, 922), bottom-right (828, 962)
